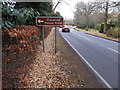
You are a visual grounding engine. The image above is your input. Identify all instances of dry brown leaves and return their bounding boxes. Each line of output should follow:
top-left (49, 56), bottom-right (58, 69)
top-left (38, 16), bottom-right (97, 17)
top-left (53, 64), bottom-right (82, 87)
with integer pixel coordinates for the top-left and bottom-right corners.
top-left (22, 28), bottom-right (70, 88)
top-left (2, 25), bottom-right (52, 88)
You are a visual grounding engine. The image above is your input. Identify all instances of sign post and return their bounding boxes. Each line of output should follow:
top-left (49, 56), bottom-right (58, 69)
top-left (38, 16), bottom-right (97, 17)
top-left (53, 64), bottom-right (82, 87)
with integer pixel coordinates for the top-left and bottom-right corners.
top-left (55, 26), bottom-right (57, 53)
top-left (42, 26), bottom-right (44, 52)
top-left (36, 17), bottom-right (63, 53)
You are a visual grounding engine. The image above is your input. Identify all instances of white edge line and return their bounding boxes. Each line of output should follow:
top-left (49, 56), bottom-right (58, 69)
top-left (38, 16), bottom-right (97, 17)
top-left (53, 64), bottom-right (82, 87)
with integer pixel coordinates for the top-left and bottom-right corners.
top-left (61, 35), bottom-right (113, 89)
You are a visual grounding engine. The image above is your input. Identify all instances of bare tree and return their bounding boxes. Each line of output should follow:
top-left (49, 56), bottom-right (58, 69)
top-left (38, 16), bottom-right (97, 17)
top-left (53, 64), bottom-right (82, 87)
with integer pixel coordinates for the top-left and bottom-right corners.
top-left (74, 2), bottom-right (96, 29)
top-left (103, 1), bottom-right (120, 33)
top-left (103, 1), bottom-right (109, 33)
top-left (74, 1), bottom-right (120, 32)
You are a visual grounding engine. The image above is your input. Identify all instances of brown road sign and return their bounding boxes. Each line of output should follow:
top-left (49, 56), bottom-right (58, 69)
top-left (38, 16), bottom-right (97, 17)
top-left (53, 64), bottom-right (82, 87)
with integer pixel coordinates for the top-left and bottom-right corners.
top-left (36, 17), bottom-right (63, 26)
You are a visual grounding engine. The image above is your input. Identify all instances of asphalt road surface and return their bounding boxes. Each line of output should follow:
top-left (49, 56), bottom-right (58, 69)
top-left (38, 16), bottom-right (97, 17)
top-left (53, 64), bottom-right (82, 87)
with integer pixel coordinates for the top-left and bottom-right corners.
top-left (58, 28), bottom-right (119, 88)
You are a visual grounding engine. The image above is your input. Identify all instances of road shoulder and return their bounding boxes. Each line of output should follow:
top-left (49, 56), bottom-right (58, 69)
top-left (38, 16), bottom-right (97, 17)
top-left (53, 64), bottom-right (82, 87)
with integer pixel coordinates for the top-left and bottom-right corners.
top-left (56, 30), bottom-right (103, 88)
top-left (14, 28), bottom-right (103, 88)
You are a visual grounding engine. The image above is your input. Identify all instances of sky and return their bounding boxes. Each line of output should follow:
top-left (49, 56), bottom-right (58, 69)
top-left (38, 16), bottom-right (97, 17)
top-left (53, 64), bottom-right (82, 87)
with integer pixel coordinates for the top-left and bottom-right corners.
top-left (53, 0), bottom-right (118, 20)
top-left (53, 0), bottom-right (85, 20)
top-left (53, 0), bottom-right (97, 20)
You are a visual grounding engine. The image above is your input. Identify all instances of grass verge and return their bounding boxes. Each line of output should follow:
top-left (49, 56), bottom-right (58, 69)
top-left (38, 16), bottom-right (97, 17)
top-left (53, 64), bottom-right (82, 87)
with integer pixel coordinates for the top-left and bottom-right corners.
top-left (76, 28), bottom-right (119, 42)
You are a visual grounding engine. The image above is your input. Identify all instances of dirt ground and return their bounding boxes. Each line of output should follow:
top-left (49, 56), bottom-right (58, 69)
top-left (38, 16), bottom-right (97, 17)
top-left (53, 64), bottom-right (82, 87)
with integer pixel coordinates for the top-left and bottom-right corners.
top-left (18, 28), bottom-right (102, 88)
top-left (2, 27), bottom-right (103, 88)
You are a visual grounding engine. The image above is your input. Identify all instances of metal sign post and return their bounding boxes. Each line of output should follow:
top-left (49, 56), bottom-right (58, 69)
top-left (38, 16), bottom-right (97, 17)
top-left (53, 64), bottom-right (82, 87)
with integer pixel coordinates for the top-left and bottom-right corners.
top-left (54, 21), bottom-right (57, 53)
top-left (42, 26), bottom-right (44, 52)
top-left (36, 17), bottom-right (63, 53)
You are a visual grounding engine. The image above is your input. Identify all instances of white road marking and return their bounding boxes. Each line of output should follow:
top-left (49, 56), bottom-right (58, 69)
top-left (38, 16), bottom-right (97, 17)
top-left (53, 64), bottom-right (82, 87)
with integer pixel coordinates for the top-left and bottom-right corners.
top-left (61, 35), bottom-right (113, 89)
top-left (78, 35), bottom-right (92, 41)
top-left (108, 48), bottom-right (120, 53)
top-left (70, 31), bottom-right (91, 41)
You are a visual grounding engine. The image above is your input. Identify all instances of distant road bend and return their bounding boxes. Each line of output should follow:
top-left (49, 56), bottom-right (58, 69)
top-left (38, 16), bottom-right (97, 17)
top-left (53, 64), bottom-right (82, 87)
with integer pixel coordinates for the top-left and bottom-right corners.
top-left (58, 28), bottom-right (119, 88)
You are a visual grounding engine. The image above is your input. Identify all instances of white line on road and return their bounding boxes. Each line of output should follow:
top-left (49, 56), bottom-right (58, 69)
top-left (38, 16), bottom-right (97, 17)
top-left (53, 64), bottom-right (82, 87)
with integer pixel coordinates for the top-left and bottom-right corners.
top-left (71, 30), bottom-right (92, 41)
top-left (61, 35), bottom-right (113, 89)
top-left (108, 48), bottom-right (120, 53)
top-left (78, 35), bottom-right (92, 41)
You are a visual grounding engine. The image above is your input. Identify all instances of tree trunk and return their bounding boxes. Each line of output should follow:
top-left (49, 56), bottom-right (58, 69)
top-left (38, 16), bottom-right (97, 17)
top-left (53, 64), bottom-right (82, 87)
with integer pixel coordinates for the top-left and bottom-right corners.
top-left (104, 1), bottom-right (109, 33)
top-left (118, 14), bottom-right (120, 27)
top-left (86, 15), bottom-right (89, 30)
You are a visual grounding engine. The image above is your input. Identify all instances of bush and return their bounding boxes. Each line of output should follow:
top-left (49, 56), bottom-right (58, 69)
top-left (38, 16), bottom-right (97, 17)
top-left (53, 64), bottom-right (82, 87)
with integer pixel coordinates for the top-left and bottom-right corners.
top-left (106, 29), bottom-right (120, 38)
top-left (99, 24), bottom-right (104, 33)
top-left (114, 27), bottom-right (120, 31)
top-left (94, 24), bottom-right (100, 30)
top-left (2, 25), bottom-right (52, 64)
top-left (2, 2), bottom-right (53, 30)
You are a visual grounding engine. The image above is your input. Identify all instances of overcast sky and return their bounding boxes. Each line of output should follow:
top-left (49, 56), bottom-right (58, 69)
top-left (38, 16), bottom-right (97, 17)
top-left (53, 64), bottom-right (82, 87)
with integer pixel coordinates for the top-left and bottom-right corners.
top-left (53, 0), bottom-right (118, 20)
top-left (53, 0), bottom-right (86, 20)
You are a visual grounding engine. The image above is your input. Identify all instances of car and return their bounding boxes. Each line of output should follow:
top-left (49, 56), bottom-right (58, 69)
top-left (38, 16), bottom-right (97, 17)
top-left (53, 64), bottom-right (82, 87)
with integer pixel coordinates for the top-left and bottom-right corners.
top-left (73, 26), bottom-right (76, 29)
top-left (62, 25), bottom-right (70, 32)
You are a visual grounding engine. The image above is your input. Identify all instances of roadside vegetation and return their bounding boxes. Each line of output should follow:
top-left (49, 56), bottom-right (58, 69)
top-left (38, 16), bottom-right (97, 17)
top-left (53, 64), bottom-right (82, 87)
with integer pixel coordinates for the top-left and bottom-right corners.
top-left (2, 2), bottom-right (61, 29)
top-left (76, 27), bottom-right (119, 42)
top-left (73, 1), bottom-right (120, 41)
top-left (1, 1), bottom-right (62, 88)
top-left (1, 1), bottom-right (54, 63)
top-left (6, 29), bottom-right (102, 88)
top-left (1, 1), bottom-right (62, 63)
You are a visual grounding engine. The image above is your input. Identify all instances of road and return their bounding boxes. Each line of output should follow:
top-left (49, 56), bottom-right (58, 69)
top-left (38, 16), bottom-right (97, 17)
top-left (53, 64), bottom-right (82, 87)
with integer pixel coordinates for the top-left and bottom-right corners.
top-left (58, 28), bottom-right (119, 88)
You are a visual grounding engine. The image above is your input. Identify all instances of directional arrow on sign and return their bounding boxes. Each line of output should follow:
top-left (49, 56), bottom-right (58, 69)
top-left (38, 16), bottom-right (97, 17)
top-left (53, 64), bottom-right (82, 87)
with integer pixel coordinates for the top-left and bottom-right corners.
top-left (38, 20), bottom-right (44, 23)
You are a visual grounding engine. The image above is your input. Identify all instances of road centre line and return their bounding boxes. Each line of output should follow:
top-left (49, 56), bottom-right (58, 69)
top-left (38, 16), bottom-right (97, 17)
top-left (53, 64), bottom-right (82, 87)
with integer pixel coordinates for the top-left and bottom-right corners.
top-left (108, 48), bottom-right (120, 53)
top-left (70, 30), bottom-right (91, 41)
top-left (77, 33), bottom-right (119, 54)
top-left (71, 30), bottom-right (92, 41)
top-left (98, 45), bottom-right (119, 53)
top-left (78, 35), bottom-right (92, 41)
top-left (61, 34), bottom-right (113, 89)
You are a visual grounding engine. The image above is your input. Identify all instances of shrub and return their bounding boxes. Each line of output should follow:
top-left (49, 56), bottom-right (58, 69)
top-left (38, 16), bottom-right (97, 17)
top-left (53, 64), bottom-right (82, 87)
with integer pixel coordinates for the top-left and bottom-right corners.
top-left (94, 24), bottom-right (101, 30)
top-left (2, 2), bottom-right (53, 29)
top-left (106, 28), bottom-right (120, 38)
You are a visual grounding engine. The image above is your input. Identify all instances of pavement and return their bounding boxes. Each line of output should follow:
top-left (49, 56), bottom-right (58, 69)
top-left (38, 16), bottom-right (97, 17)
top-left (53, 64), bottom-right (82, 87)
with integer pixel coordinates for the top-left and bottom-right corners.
top-left (58, 28), bottom-right (119, 89)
